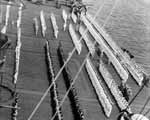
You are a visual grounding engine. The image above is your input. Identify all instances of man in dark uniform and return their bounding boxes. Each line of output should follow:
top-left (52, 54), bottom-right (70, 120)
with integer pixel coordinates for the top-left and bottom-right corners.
top-left (118, 80), bottom-right (132, 102)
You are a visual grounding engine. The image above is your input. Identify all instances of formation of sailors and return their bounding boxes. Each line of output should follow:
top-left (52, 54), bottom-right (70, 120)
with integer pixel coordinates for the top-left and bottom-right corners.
top-left (0, 2), bottom-right (22, 120)
top-left (1, 1), bottom-right (150, 120)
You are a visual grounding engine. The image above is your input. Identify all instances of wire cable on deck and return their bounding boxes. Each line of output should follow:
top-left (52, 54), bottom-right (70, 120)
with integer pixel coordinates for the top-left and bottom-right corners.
top-left (27, 0), bottom-right (119, 119)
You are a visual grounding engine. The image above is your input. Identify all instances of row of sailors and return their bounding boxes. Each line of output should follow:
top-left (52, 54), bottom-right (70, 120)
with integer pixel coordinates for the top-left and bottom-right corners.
top-left (45, 41), bottom-right (63, 120)
top-left (1, 1), bottom-right (11, 34)
top-left (11, 94), bottom-right (19, 120)
top-left (0, 3), bottom-right (84, 40)
top-left (98, 58), bottom-right (150, 119)
top-left (34, 10), bottom-right (59, 38)
top-left (12, 9), bottom-right (21, 115)
top-left (100, 60), bottom-right (150, 120)
top-left (14, 6), bottom-right (22, 84)
top-left (0, 2), bottom-right (24, 33)
top-left (0, 0), bottom-right (86, 33)
top-left (0, 3), bottom-right (22, 84)
top-left (57, 44), bottom-right (84, 119)
top-left (32, 5), bottom-right (149, 105)
top-left (33, 2), bottom-right (150, 120)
